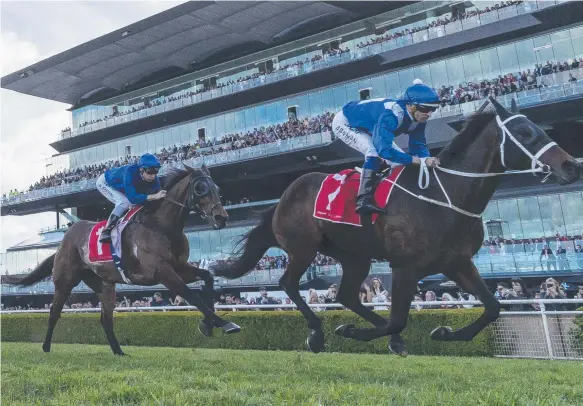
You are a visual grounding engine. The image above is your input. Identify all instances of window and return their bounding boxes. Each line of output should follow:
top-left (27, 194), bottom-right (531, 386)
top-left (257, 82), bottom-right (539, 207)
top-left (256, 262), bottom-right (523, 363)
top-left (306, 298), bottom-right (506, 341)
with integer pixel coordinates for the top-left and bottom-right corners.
top-left (359, 88), bottom-right (371, 101)
top-left (198, 128), bottom-right (206, 143)
top-left (287, 106), bottom-right (298, 121)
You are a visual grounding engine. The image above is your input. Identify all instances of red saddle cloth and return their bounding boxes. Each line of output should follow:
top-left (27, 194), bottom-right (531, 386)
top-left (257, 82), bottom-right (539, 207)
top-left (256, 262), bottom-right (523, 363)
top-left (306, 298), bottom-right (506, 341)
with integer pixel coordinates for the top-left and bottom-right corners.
top-left (313, 166), bottom-right (405, 226)
top-left (88, 206), bottom-right (142, 263)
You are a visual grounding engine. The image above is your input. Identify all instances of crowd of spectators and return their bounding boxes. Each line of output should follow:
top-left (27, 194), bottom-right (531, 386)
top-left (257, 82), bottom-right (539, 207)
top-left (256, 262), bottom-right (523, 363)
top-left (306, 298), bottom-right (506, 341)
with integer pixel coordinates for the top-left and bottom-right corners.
top-left (357, 1), bottom-right (525, 51)
top-left (4, 113), bottom-right (334, 198)
top-left (5, 278), bottom-right (581, 312)
top-left (6, 52), bottom-right (582, 202)
top-left (64, 1), bottom-right (528, 133)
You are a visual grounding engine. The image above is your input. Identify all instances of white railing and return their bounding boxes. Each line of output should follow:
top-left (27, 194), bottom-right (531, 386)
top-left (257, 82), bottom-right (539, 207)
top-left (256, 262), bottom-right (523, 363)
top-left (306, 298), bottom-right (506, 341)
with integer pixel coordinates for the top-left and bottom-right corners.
top-left (2, 299), bottom-right (582, 360)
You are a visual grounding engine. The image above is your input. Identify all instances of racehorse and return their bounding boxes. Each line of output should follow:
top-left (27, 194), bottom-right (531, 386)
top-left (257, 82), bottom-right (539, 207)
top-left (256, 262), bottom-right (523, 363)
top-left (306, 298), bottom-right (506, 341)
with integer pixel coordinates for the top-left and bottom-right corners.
top-left (3, 164), bottom-right (241, 355)
top-left (212, 97), bottom-right (582, 355)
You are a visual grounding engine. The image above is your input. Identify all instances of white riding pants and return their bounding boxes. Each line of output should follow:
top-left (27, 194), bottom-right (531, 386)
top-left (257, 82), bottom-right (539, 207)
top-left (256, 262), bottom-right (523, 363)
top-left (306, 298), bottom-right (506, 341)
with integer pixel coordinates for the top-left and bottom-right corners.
top-left (96, 173), bottom-right (133, 217)
top-left (332, 110), bottom-right (404, 166)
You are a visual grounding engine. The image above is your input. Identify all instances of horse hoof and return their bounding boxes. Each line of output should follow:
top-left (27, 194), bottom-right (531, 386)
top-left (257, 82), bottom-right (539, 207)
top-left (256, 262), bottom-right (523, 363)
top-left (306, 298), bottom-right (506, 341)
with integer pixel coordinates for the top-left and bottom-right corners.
top-left (306, 329), bottom-right (325, 353)
top-left (42, 344), bottom-right (51, 353)
top-left (334, 324), bottom-right (356, 338)
top-left (198, 320), bottom-right (214, 337)
top-left (389, 341), bottom-right (408, 357)
top-left (222, 321), bottom-right (241, 335)
top-left (431, 326), bottom-right (454, 341)
top-left (115, 351), bottom-right (129, 357)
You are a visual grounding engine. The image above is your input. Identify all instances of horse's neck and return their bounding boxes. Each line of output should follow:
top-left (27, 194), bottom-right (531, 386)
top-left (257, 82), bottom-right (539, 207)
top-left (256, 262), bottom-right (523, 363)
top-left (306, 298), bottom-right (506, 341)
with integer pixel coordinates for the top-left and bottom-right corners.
top-left (148, 177), bottom-right (190, 231)
top-left (443, 121), bottom-right (504, 215)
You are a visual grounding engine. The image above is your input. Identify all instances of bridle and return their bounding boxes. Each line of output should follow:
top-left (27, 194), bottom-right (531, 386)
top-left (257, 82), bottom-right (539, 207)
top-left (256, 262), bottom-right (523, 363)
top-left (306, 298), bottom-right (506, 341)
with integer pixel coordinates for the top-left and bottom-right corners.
top-left (164, 175), bottom-right (221, 221)
top-left (378, 113), bottom-right (559, 218)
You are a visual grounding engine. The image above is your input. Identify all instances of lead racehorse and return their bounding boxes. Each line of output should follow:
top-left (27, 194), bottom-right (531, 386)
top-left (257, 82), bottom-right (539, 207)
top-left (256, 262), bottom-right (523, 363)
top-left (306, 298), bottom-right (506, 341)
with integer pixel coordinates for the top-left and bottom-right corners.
top-left (212, 97), bottom-right (582, 354)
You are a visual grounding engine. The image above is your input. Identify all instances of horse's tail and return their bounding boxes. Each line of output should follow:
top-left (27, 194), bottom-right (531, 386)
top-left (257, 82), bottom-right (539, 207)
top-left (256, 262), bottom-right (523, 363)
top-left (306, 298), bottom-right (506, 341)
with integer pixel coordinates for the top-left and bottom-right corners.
top-left (1, 253), bottom-right (55, 286)
top-left (211, 204), bottom-right (279, 279)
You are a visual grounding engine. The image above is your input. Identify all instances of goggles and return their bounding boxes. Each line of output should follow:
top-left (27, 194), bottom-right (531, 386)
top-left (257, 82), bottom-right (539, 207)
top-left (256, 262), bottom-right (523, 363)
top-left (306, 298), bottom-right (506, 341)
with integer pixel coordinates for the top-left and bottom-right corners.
top-left (143, 167), bottom-right (160, 175)
top-left (415, 104), bottom-right (439, 113)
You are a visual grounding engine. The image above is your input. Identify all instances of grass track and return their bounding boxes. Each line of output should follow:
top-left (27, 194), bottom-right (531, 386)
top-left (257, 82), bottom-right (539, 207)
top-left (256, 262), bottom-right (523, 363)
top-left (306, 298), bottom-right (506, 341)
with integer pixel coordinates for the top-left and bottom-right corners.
top-left (2, 342), bottom-right (582, 406)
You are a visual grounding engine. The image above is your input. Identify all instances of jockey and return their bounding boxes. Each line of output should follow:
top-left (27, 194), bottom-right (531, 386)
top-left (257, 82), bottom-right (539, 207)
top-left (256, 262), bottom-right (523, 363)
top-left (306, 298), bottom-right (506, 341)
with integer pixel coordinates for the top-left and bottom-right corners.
top-left (332, 79), bottom-right (441, 215)
top-left (95, 153), bottom-right (167, 243)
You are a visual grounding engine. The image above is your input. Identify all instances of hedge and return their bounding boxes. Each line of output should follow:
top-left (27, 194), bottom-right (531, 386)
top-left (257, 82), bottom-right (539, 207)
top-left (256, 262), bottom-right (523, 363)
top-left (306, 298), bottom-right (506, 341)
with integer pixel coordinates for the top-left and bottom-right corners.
top-left (1, 309), bottom-right (496, 357)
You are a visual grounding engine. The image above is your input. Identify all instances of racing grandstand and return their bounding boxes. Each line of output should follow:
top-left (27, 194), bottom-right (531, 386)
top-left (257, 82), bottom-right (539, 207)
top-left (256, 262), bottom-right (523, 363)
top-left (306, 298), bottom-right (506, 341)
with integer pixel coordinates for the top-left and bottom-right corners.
top-left (2, 0), bottom-right (583, 309)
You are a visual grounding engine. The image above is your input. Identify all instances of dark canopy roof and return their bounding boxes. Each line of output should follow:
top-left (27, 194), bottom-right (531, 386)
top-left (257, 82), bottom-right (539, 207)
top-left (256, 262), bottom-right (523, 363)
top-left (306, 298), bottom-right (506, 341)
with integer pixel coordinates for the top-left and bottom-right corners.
top-left (1, 1), bottom-right (412, 106)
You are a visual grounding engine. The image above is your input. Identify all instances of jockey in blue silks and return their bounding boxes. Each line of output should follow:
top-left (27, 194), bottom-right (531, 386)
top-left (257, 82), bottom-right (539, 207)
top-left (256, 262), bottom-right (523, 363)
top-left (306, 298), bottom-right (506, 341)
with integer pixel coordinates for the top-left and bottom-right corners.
top-left (95, 153), bottom-right (167, 243)
top-left (332, 79), bottom-right (441, 215)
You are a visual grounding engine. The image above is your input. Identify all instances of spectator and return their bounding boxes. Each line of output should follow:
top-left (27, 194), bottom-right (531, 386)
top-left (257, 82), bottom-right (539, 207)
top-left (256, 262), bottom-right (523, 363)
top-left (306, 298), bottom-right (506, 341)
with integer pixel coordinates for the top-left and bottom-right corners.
top-left (540, 278), bottom-right (566, 311)
top-left (150, 292), bottom-right (168, 307)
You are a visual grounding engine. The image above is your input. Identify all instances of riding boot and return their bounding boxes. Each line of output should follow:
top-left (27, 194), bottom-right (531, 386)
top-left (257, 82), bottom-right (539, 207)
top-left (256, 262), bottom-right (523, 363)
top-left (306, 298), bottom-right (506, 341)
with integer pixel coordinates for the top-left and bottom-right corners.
top-left (355, 168), bottom-right (387, 215)
top-left (99, 213), bottom-right (121, 243)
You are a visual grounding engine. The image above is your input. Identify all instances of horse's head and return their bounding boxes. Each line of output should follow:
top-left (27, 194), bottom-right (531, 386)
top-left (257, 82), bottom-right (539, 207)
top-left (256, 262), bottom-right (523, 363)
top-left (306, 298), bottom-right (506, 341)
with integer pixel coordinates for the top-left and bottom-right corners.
top-left (183, 163), bottom-right (229, 230)
top-left (487, 97), bottom-right (581, 185)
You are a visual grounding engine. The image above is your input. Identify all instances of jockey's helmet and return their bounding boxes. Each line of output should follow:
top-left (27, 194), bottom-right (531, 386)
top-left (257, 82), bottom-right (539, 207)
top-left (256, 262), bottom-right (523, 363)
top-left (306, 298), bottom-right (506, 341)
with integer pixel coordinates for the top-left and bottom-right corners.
top-left (138, 153), bottom-right (161, 169)
top-left (401, 79), bottom-right (440, 109)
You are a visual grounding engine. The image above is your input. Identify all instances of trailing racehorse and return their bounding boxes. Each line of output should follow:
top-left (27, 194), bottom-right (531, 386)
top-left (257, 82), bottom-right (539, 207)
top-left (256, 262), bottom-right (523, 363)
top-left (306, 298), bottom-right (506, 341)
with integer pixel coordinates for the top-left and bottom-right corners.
top-left (212, 97), bottom-right (582, 355)
top-left (3, 164), bottom-right (241, 355)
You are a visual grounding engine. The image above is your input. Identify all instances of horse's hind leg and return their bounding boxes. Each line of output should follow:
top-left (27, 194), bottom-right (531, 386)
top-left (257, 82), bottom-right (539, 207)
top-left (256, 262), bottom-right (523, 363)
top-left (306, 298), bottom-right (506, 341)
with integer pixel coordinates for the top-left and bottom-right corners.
top-left (279, 251), bottom-right (325, 353)
top-left (43, 264), bottom-right (81, 353)
top-left (431, 259), bottom-right (501, 342)
top-left (81, 270), bottom-right (125, 355)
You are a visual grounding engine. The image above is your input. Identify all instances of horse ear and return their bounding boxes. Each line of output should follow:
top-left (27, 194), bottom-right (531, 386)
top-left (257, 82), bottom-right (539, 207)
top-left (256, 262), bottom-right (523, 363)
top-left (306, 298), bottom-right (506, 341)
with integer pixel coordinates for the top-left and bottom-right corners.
top-left (488, 96), bottom-right (511, 119)
top-left (510, 98), bottom-right (519, 114)
top-left (476, 99), bottom-right (490, 114)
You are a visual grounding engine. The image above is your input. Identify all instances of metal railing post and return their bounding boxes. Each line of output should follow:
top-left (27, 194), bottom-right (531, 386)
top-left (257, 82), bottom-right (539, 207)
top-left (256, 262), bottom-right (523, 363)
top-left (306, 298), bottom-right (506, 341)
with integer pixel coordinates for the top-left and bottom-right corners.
top-left (539, 302), bottom-right (554, 360)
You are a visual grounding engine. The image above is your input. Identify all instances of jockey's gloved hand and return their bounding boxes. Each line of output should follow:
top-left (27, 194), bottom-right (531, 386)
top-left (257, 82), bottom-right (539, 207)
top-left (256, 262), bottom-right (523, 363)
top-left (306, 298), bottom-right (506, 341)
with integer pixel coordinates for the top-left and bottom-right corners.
top-left (413, 157), bottom-right (440, 168)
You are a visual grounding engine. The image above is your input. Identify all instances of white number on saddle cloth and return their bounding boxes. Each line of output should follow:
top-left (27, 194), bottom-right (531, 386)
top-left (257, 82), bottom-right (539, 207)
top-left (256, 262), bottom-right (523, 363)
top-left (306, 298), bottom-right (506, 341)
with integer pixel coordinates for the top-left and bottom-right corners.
top-left (95, 226), bottom-right (105, 255)
top-left (326, 173), bottom-right (348, 210)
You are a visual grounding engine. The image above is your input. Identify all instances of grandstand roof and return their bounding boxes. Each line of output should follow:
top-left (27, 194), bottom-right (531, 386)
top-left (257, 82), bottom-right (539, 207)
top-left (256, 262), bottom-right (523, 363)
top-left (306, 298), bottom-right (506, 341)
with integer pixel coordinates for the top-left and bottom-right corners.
top-left (1, 1), bottom-right (412, 106)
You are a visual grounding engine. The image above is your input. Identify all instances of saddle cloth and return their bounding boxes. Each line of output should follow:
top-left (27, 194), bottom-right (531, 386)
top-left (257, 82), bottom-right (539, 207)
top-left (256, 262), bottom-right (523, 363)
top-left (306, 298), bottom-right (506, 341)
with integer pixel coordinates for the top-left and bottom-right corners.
top-left (313, 166), bottom-right (405, 226)
top-left (88, 206), bottom-right (142, 263)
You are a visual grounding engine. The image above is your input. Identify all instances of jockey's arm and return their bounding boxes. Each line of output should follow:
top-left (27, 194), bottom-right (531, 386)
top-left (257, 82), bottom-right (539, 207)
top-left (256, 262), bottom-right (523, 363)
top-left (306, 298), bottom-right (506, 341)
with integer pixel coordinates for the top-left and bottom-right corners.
top-left (372, 112), bottom-right (417, 165)
top-left (408, 122), bottom-right (431, 159)
top-left (151, 176), bottom-right (162, 193)
top-left (123, 170), bottom-right (149, 205)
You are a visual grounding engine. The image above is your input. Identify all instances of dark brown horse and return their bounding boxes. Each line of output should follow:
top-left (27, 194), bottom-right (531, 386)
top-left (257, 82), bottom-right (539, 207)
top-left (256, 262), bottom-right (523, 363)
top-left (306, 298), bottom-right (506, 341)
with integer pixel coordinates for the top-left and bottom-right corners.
top-left (3, 164), bottom-right (241, 355)
top-left (212, 97), bottom-right (582, 354)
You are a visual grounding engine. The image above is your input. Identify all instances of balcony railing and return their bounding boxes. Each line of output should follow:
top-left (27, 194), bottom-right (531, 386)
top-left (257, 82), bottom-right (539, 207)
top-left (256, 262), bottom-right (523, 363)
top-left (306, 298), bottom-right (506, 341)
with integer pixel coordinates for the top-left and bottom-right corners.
top-left (1, 132), bottom-right (333, 207)
top-left (56, 1), bottom-right (558, 142)
top-left (5, 74), bottom-right (583, 208)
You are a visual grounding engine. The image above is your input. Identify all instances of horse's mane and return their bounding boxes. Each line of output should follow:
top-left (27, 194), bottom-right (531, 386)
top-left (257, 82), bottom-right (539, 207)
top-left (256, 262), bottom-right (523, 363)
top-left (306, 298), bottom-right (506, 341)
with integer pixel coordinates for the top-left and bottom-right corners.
top-left (159, 166), bottom-right (190, 190)
top-left (437, 111), bottom-right (496, 164)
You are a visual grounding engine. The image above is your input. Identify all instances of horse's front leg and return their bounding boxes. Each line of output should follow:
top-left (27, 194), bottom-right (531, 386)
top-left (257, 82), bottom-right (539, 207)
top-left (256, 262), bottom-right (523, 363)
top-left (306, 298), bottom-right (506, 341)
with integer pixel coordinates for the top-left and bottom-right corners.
top-left (431, 258), bottom-right (501, 342)
top-left (343, 267), bottom-right (418, 354)
top-left (176, 262), bottom-right (219, 337)
top-left (158, 263), bottom-right (240, 337)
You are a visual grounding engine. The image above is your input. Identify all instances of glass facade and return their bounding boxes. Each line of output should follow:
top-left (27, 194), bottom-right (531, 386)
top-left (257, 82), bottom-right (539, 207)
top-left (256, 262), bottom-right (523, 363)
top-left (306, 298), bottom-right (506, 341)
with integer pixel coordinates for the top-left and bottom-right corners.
top-left (3, 191), bottom-right (582, 280)
top-left (62, 1), bottom-right (557, 138)
top-left (60, 24), bottom-right (583, 171)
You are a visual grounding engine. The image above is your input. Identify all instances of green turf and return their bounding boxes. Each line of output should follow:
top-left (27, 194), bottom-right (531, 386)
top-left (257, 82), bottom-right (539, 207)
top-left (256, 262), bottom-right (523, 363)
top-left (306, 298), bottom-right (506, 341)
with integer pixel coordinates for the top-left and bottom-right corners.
top-left (1, 343), bottom-right (581, 406)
